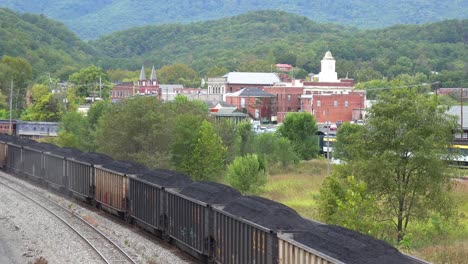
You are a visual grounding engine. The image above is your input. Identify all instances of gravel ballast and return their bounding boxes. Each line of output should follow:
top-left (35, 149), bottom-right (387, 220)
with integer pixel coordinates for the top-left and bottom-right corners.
top-left (0, 172), bottom-right (196, 264)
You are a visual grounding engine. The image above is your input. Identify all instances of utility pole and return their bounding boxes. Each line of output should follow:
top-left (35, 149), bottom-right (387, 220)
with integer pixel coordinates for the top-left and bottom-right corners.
top-left (326, 108), bottom-right (330, 175)
top-left (461, 87), bottom-right (464, 139)
top-left (9, 80), bottom-right (13, 136)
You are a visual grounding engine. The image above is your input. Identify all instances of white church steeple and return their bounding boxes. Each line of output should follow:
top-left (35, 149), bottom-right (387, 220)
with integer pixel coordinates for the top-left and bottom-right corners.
top-left (318, 51), bottom-right (338, 82)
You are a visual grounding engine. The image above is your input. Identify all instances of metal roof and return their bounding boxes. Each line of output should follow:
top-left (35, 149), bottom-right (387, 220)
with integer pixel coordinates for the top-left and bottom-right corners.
top-left (223, 72), bottom-right (280, 85)
top-left (229, 87), bottom-right (276, 98)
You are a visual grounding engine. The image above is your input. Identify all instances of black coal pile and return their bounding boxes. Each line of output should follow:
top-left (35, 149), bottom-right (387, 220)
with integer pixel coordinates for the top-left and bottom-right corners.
top-left (100, 160), bottom-right (149, 175)
top-left (24, 141), bottom-right (59, 152)
top-left (293, 223), bottom-right (421, 264)
top-left (47, 147), bottom-right (83, 159)
top-left (5, 136), bottom-right (36, 146)
top-left (74, 152), bottom-right (114, 165)
top-left (179, 181), bottom-right (241, 204)
top-left (137, 169), bottom-right (192, 188)
top-left (0, 134), bottom-right (16, 142)
top-left (221, 196), bottom-right (309, 231)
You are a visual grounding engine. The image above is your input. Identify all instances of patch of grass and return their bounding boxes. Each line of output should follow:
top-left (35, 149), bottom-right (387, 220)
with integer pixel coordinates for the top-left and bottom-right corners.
top-left (260, 159), bottom-right (329, 220)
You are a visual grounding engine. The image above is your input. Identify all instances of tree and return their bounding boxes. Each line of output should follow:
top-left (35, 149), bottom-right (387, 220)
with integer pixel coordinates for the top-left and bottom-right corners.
top-left (0, 56), bottom-right (32, 112)
top-left (54, 111), bottom-right (90, 150)
top-left (329, 88), bottom-right (458, 242)
top-left (21, 84), bottom-right (63, 121)
top-left (237, 121), bottom-right (255, 156)
top-left (253, 132), bottom-right (298, 169)
top-left (95, 97), bottom-right (174, 168)
top-left (214, 119), bottom-right (240, 164)
top-left (276, 112), bottom-right (320, 160)
top-left (225, 154), bottom-right (267, 194)
top-left (180, 120), bottom-right (226, 181)
top-left (318, 175), bottom-right (383, 237)
top-left (68, 65), bottom-right (108, 97)
top-left (157, 63), bottom-right (199, 87)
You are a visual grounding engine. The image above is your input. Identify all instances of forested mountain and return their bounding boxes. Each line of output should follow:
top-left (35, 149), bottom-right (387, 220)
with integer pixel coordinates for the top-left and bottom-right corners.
top-left (0, 8), bottom-right (95, 80)
top-left (93, 11), bottom-right (468, 87)
top-left (1, 0), bottom-right (466, 39)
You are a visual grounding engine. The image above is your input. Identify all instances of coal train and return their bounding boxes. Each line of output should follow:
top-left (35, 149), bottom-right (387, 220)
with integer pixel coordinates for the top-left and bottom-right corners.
top-left (0, 134), bottom-right (428, 264)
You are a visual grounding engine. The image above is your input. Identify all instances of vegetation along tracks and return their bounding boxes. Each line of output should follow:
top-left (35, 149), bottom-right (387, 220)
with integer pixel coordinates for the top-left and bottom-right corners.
top-left (0, 174), bottom-right (137, 264)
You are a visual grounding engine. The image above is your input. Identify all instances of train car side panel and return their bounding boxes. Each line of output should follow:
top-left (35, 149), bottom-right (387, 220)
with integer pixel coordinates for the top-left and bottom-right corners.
top-left (43, 153), bottom-right (66, 191)
top-left (129, 177), bottom-right (163, 231)
top-left (22, 147), bottom-right (43, 182)
top-left (6, 143), bottom-right (22, 174)
top-left (213, 210), bottom-right (276, 264)
top-left (67, 159), bottom-right (94, 201)
top-left (277, 233), bottom-right (343, 264)
top-left (95, 166), bottom-right (128, 214)
top-left (165, 190), bottom-right (209, 255)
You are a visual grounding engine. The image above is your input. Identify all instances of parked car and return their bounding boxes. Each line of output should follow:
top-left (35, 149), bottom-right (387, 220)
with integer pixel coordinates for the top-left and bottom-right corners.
top-left (336, 120), bottom-right (343, 128)
top-left (323, 121), bottom-right (332, 128)
top-left (330, 124), bottom-right (337, 130)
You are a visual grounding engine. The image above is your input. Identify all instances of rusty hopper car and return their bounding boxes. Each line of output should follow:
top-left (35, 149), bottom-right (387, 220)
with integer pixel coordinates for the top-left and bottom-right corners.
top-left (67, 152), bottom-right (114, 202)
top-left (94, 160), bottom-right (148, 217)
top-left (129, 169), bottom-right (192, 235)
top-left (166, 182), bottom-right (241, 261)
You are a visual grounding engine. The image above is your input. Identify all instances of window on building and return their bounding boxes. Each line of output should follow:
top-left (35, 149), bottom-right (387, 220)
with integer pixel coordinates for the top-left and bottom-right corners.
top-left (334, 100), bottom-right (338, 107)
top-left (345, 100), bottom-right (349, 107)
top-left (317, 100), bottom-right (321, 107)
top-left (288, 94), bottom-right (291, 101)
top-left (241, 98), bottom-right (245, 108)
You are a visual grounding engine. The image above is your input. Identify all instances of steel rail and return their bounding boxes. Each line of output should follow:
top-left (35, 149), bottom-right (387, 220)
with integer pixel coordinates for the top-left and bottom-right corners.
top-left (0, 174), bottom-right (137, 264)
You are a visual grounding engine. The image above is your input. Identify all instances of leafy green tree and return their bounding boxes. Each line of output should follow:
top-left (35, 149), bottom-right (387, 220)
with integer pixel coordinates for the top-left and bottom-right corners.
top-left (181, 120), bottom-right (226, 181)
top-left (0, 56), bottom-right (32, 112)
top-left (157, 63), bottom-right (199, 87)
top-left (95, 97), bottom-right (174, 168)
top-left (206, 66), bottom-right (229, 78)
top-left (253, 132), bottom-right (298, 169)
top-left (237, 121), bottom-right (255, 156)
top-left (21, 84), bottom-right (63, 121)
top-left (277, 112), bottom-right (319, 160)
top-left (225, 154), bottom-right (267, 194)
top-left (214, 119), bottom-right (240, 164)
top-left (318, 175), bottom-right (382, 236)
top-left (330, 88), bottom-right (458, 242)
top-left (68, 65), bottom-right (108, 97)
top-left (55, 111), bottom-right (90, 149)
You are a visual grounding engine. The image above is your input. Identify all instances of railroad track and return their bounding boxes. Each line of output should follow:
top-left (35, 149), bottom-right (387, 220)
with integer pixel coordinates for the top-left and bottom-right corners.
top-left (0, 174), bottom-right (137, 264)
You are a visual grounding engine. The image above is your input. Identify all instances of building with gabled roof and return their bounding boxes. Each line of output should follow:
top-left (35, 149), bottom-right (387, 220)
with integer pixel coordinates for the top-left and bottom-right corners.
top-left (225, 87), bottom-right (277, 122)
top-left (137, 65), bottom-right (160, 99)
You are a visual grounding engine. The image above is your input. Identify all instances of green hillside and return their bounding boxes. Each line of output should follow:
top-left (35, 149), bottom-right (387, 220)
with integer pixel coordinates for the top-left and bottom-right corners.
top-left (92, 11), bottom-right (468, 87)
top-left (1, 0), bottom-right (467, 39)
top-left (0, 8), bottom-right (95, 79)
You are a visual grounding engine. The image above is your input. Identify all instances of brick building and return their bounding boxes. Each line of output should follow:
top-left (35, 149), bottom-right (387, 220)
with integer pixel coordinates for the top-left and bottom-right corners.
top-left (110, 65), bottom-right (161, 101)
top-left (225, 88), bottom-right (277, 121)
top-left (301, 91), bottom-right (365, 123)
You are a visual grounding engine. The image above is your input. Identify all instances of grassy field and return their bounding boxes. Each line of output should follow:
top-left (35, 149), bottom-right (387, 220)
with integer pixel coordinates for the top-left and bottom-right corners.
top-left (260, 160), bottom-right (468, 263)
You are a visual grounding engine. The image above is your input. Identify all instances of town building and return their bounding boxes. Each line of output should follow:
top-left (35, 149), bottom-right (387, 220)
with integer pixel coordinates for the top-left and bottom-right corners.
top-left (207, 72), bottom-right (281, 95)
top-left (224, 88), bottom-right (277, 122)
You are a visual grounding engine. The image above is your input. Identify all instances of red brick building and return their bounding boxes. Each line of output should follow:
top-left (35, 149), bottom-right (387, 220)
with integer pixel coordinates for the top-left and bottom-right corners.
top-left (110, 65), bottom-right (161, 101)
top-left (225, 88), bottom-right (277, 121)
top-left (111, 82), bottom-right (134, 101)
top-left (262, 80), bottom-right (305, 123)
top-left (301, 91), bottom-right (365, 123)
